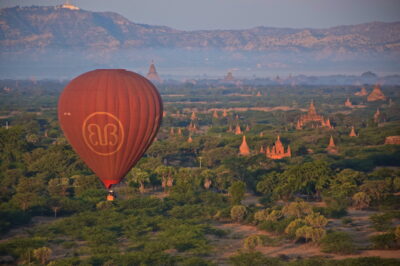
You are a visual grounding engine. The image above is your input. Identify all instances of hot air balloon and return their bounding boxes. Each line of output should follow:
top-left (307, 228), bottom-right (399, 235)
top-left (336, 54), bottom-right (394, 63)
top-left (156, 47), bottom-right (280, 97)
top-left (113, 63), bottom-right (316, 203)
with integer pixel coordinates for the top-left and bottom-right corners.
top-left (58, 69), bottom-right (163, 197)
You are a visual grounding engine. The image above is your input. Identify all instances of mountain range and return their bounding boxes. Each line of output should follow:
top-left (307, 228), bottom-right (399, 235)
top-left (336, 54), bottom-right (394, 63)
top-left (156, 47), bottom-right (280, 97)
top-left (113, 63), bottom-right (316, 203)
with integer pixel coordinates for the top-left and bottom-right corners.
top-left (0, 5), bottom-right (399, 78)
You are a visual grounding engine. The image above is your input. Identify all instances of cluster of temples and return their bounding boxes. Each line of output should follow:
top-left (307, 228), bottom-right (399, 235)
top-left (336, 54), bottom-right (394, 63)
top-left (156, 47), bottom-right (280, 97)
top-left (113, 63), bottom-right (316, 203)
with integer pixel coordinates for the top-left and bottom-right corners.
top-left (296, 101), bottom-right (332, 129)
top-left (239, 135), bottom-right (291, 159)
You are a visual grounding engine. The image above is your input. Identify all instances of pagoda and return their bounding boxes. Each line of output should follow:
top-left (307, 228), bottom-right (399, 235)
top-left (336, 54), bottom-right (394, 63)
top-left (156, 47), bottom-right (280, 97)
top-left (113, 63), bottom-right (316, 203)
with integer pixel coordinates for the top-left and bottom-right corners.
top-left (245, 125), bottom-right (250, 132)
top-left (367, 85), bottom-right (386, 102)
top-left (355, 87), bottom-right (368, 96)
top-left (222, 110), bottom-right (228, 117)
top-left (344, 97), bottom-right (353, 107)
top-left (188, 121), bottom-right (197, 132)
top-left (187, 135), bottom-right (193, 143)
top-left (256, 91), bottom-right (262, 97)
top-left (177, 128), bottom-right (182, 136)
top-left (234, 123), bottom-right (242, 135)
top-left (296, 100), bottom-right (332, 129)
top-left (266, 136), bottom-right (291, 160)
top-left (190, 111), bottom-right (197, 120)
top-left (326, 135), bottom-right (339, 154)
top-left (349, 126), bottom-right (357, 137)
top-left (224, 72), bottom-right (235, 81)
top-left (239, 136), bottom-right (251, 156)
top-left (374, 108), bottom-right (381, 123)
top-left (213, 110), bottom-right (219, 119)
top-left (259, 146), bottom-right (265, 153)
top-left (146, 61), bottom-right (162, 83)
top-left (169, 127), bottom-right (175, 136)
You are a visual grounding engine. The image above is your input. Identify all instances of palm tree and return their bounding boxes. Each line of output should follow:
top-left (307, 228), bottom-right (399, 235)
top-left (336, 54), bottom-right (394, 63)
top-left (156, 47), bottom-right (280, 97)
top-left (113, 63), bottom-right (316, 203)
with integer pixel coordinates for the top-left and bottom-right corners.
top-left (128, 168), bottom-right (150, 193)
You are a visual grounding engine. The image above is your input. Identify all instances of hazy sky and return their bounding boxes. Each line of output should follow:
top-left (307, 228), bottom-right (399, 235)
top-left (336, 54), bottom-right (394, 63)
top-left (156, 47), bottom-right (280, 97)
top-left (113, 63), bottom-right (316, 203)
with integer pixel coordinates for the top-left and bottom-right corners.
top-left (1, 0), bottom-right (400, 30)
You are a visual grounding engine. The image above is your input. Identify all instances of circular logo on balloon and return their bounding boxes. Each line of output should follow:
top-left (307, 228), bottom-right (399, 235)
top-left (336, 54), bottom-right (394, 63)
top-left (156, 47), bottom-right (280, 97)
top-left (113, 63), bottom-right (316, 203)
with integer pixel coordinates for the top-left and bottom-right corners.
top-left (82, 112), bottom-right (124, 156)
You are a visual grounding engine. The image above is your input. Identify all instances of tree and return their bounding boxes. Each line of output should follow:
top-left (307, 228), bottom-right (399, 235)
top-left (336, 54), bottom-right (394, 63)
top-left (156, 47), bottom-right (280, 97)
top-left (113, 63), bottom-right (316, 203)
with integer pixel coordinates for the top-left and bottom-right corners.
top-left (231, 205), bottom-right (247, 222)
top-left (256, 172), bottom-right (279, 195)
top-left (47, 177), bottom-right (70, 197)
top-left (282, 201), bottom-right (312, 218)
top-left (200, 169), bottom-right (215, 190)
top-left (33, 247), bottom-right (52, 265)
top-left (352, 192), bottom-right (371, 210)
top-left (243, 235), bottom-right (263, 250)
top-left (304, 212), bottom-right (328, 228)
top-left (12, 176), bottom-right (45, 211)
top-left (229, 181), bottom-right (246, 205)
top-left (72, 175), bottom-right (103, 197)
top-left (360, 180), bottom-right (389, 202)
top-left (128, 168), bottom-right (150, 193)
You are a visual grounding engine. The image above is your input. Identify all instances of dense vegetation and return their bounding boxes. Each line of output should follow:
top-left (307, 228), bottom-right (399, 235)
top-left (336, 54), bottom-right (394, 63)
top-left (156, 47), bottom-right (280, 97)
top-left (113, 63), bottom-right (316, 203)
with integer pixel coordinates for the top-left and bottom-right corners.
top-left (0, 80), bottom-right (399, 265)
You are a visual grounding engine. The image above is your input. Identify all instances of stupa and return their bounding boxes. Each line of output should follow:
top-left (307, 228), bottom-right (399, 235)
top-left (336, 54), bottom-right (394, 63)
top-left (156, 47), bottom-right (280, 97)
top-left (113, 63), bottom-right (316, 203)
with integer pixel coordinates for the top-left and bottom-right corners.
top-left (245, 125), bottom-right (250, 132)
top-left (259, 146), bottom-right (265, 153)
top-left (326, 135), bottom-right (339, 154)
top-left (374, 108), bottom-right (381, 123)
top-left (227, 125), bottom-right (233, 132)
top-left (177, 128), bottom-right (182, 136)
top-left (367, 85), bottom-right (386, 102)
top-left (355, 87), bottom-right (368, 96)
top-left (146, 61), bottom-right (162, 83)
top-left (222, 110), bottom-right (228, 117)
top-left (296, 100), bottom-right (332, 129)
top-left (190, 111), bottom-right (197, 120)
top-left (266, 136), bottom-right (291, 160)
top-left (169, 127), bottom-right (175, 136)
top-left (213, 110), bottom-right (219, 119)
top-left (235, 123), bottom-right (242, 135)
top-left (239, 136), bottom-right (250, 156)
top-left (344, 97), bottom-right (353, 107)
top-left (187, 135), bottom-right (193, 143)
top-left (349, 126), bottom-right (357, 137)
top-left (224, 72), bottom-right (235, 81)
top-left (188, 121), bottom-right (197, 132)
top-left (256, 91), bottom-right (262, 97)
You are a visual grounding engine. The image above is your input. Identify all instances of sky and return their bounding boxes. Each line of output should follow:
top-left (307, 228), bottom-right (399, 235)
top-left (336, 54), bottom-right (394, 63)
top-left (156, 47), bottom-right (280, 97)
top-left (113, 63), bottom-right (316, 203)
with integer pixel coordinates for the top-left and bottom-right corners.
top-left (1, 0), bottom-right (400, 30)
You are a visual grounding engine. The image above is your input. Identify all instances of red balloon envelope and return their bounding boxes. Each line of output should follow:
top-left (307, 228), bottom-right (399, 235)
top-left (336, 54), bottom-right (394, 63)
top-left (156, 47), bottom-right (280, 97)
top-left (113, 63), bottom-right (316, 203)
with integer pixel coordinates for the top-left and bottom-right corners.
top-left (58, 69), bottom-right (163, 188)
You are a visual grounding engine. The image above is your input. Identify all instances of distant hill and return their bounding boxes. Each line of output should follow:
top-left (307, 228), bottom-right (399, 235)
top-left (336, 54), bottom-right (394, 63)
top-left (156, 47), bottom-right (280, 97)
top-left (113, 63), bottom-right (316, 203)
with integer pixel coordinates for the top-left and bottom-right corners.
top-left (1, 5), bottom-right (400, 52)
top-left (0, 5), bottom-right (399, 78)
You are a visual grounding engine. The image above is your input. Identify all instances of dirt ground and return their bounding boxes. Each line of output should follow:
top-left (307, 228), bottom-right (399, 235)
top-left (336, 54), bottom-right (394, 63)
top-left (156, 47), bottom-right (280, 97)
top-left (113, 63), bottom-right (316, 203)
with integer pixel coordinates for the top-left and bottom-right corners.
top-left (207, 194), bottom-right (400, 265)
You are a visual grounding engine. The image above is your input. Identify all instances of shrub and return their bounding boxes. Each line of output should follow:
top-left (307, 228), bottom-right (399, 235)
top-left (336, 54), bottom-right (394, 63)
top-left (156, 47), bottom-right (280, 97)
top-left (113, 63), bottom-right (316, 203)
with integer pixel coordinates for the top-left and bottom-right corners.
top-left (230, 252), bottom-right (282, 266)
top-left (370, 213), bottom-right (393, 231)
top-left (231, 205), bottom-right (247, 222)
top-left (243, 235), bottom-right (263, 250)
top-left (370, 233), bottom-right (398, 249)
top-left (320, 232), bottom-right (356, 254)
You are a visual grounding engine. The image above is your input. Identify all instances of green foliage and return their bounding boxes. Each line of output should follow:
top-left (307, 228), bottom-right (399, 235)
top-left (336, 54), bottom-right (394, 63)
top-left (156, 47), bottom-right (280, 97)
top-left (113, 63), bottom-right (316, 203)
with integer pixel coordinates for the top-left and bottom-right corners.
top-left (243, 235), bottom-right (264, 250)
top-left (230, 205), bottom-right (247, 222)
top-left (370, 213), bottom-right (395, 231)
top-left (229, 181), bottom-right (246, 205)
top-left (320, 232), bottom-right (356, 254)
top-left (0, 237), bottom-right (46, 258)
top-left (370, 233), bottom-right (398, 249)
top-left (230, 252), bottom-right (283, 266)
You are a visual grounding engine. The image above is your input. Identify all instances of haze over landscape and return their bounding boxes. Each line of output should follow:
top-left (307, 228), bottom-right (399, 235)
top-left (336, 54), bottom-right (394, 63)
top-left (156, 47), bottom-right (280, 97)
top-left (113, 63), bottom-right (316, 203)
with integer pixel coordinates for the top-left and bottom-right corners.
top-left (0, 1), bottom-right (400, 79)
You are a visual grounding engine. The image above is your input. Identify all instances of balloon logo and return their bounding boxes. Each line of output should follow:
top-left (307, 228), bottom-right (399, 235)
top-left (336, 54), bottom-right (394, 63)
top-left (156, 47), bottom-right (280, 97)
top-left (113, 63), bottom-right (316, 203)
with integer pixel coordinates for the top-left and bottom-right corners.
top-left (58, 69), bottom-right (163, 189)
top-left (82, 112), bottom-right (124, 156)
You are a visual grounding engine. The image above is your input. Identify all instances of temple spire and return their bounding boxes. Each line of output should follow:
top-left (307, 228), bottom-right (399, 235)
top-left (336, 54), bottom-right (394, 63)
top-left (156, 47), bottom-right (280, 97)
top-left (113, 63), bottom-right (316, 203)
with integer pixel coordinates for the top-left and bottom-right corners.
top-left (146, 61), bottom-right (162, 83)
top-left (239, 135), bottom-right (250, 156)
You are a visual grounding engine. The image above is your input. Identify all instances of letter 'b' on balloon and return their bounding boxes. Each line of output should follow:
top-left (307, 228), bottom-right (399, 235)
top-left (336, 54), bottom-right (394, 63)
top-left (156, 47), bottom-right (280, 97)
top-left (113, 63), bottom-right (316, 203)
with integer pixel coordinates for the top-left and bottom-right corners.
top-left (58, 69), bottom-right (163, 188)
